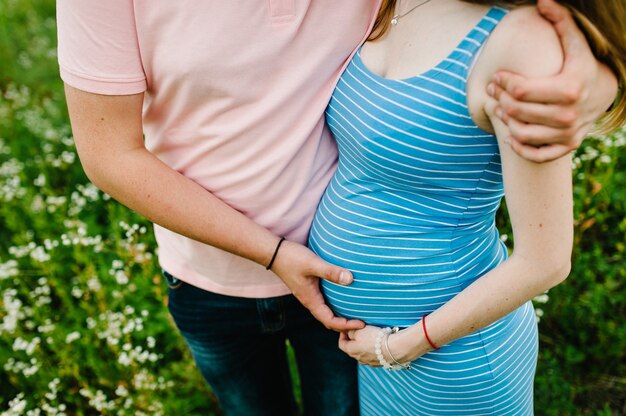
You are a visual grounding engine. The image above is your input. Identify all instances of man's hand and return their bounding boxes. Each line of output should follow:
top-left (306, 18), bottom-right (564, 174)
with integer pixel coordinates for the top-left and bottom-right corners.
top-left (271, 240), bottom-right (365, 332)
top-left (487, 0), bottom-right (618, 162)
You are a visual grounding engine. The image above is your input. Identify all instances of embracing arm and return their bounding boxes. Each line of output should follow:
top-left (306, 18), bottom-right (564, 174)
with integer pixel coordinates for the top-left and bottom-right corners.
top-left (64, 86), bottom-right (363, 331)
top-left (488, 0), bottom-right (618, 162)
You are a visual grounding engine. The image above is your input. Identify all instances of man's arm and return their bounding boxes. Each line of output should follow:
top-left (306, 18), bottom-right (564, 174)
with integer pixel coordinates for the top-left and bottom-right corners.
top-left (487, 0), bottom-right (619, 162)
top-left (64, 85), bottom-right (364, 332)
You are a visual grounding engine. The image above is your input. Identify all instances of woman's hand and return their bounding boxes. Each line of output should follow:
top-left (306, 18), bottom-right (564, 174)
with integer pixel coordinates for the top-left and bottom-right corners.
top-left (338, 325), bottom-right (427, 367)
top-left (487, 0), bottom-right (618, 162)
top-left (338, 325), bottom-right (383, 366)
top-left (271, 240), bottom-right (365, 332)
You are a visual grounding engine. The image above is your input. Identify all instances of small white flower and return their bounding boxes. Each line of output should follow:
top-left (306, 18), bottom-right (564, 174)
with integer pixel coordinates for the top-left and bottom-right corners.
top-left (115, 385), bottom-right (129, 397)
top-left (71, 287), bottom-right (83, 298)
top-left (599, 154), bottom-right (612, 164)
top-left (114, 270), bottom-right (129, 285)
top-left (65, 331), bottom-right (81, 343)
top-left (30, 246), bottom-right (50, 263)
top-left (33, 174), bottom-right (46, 187)
top-left (118, 352), bottom-right (131, 367)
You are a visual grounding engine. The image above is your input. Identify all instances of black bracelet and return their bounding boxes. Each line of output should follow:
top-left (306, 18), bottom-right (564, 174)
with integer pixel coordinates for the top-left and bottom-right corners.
top-left (266, 237), bottom-right (286, 270)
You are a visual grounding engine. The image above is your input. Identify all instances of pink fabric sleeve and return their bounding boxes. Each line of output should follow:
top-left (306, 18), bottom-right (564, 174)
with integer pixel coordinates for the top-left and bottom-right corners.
top-left (56, 0), bottom-right (146, 95)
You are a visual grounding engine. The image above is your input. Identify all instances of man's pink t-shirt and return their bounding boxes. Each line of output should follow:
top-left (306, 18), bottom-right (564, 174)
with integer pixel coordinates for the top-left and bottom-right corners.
top-left (57, 1), bottom-right (381, 298)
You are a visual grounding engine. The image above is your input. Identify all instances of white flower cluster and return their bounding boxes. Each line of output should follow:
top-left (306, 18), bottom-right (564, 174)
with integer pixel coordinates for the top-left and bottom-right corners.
top-left (3, 83), bottom-right (31, 108)
top-left (12, 336), bottom-right (40, 355)
top-left (133, 369), bottom-right (174, 392)
top-left (0, 158), bottom-right (26, 202)
top-left (29, 277), bottom-right (52, 307)
top-left (9, 242), bottom-right (50, 263)
top-left (2, 393), bottom-right (27, 416)
top-left (4, 357), bottom-right (39, 377)
top-left (118, 342), bottom-right (158, 367)
top-left (68, 183), bottom-right (100, 216)
top-left (78, 388), bottom-right (115, 412)
top-left (533, 291), bottom-right (550, 323)
top-left (110, 259), bottom-right (129, 285)
top-left (1, 288), bottom-right (32, 335)
top-left (0, 259), bottom-right (19, 280)
top-left (572, 131), bottom-right (625, 171)
top-left (58, 219), bottom-right (104, 252)
top-left (89, 307), bottom-right (146, 347)
top-left (117, 221), bottom-right (153, 264)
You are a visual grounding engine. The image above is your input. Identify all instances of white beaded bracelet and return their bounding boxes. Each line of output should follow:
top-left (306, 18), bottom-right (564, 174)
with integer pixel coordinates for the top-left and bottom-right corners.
top-left (375, 327), bottom-right (393, 369)
top-left (375, 327), bottom-right (411, 370)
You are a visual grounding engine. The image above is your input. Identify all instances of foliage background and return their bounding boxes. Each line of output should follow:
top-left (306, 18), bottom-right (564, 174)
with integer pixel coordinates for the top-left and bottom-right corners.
top-left (0, 1), bottom-right (624, 415)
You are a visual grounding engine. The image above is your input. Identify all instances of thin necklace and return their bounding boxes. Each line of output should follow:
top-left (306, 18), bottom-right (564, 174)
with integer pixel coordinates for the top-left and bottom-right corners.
top-left (391, 0), bottom-right (433, 25)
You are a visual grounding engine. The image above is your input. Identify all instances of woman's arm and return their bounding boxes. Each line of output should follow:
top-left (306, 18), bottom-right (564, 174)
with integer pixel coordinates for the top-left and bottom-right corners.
top-left (339, 6), bottom-right (573, 365)
top-left (488, 0), bottom-right (618, 162)
top-left (64, 85), bottom-right (364, 332)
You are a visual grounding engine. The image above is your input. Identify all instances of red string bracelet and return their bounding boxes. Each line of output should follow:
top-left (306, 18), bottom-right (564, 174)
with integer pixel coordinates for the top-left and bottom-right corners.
top-left (422, 314), bottom-right (440, 350)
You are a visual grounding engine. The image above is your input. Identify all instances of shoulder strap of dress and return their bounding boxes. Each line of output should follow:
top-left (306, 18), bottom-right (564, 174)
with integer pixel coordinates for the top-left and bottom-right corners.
top-left (460, 7), bottom-right (509, 57)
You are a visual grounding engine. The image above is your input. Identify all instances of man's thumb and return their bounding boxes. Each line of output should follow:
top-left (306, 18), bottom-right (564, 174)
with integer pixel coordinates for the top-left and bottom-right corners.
top-left (318, 262), bottom-right (353, 286)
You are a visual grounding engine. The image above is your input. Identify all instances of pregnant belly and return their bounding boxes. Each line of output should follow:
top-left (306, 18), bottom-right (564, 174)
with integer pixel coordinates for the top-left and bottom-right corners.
top-left (320, 272), bottom-right (464, 328)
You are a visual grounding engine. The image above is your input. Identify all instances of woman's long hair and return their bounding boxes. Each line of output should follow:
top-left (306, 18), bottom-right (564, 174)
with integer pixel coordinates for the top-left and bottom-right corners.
top-left (368, 0), bottom-right (626, 132)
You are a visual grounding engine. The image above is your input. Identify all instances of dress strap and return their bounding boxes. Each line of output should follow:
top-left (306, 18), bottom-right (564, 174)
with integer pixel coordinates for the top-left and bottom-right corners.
top-left (460, 7), bottom-right (509, 58)
top-left (445, 6), bottom-right (508, 74)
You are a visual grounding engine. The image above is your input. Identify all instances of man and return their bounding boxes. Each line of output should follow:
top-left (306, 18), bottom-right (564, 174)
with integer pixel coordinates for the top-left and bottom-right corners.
top-left (57, 1), bottom-right (616, 415)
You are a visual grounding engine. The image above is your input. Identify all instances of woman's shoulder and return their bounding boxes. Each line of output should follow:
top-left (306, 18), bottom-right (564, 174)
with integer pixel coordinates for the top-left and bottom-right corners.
top-left (484, 5), bottom-right (564, 78)
top-left (465, 5), bottom-right (565, 134)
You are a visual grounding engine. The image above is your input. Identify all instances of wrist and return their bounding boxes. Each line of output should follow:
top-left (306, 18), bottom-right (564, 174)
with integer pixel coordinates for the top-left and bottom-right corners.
top-left (388, 326), bottom-right (429, 363)
top-left (265, 237), bottom-right (286, 270)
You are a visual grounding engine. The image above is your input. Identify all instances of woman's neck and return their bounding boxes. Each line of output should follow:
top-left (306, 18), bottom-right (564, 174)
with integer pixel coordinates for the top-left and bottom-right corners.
top-left (362, 0), bottom-right (490, 80)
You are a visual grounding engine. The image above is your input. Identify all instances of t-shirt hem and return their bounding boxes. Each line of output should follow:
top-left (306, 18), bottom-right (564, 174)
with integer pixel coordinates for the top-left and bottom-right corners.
top-left (60, 66), bottom-right (147, 96)
top-left (159, 260), bottom-right (293, 299)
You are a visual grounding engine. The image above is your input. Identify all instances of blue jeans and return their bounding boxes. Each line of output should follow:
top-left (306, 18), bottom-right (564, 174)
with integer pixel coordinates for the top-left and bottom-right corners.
top-left (163, 270), bottom-right (358, 416)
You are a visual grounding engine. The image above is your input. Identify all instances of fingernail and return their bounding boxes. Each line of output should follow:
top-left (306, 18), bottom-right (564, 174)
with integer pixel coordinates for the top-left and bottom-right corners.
top-left (495, 107), bottom-right (503, 119)
top-left (493, 74), bottom-right (501, 84)
top-left (487, 83), bottom-right (495, 96)
top-left (339, 271), bottom-right (351, 285)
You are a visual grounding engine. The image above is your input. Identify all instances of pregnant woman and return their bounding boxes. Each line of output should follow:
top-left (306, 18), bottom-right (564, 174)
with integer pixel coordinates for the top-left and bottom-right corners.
top-left (308, 0), bottom-right (626, 414)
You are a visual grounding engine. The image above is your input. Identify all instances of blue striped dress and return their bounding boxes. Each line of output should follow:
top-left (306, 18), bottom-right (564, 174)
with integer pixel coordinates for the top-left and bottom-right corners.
top-left (308, 7), bottom-right (537, 415)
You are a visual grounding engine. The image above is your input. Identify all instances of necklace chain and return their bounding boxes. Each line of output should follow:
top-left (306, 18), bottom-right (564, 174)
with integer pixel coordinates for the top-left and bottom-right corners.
top-left (391, 0), bottom-right (433, 25)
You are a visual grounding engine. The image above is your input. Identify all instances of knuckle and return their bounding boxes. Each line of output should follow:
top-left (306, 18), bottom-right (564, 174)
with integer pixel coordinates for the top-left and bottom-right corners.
top-left (493, 85), bottom-right (504, 99)
top-left (511, 85), bottom-right (527, 100)
top-left (556, 111), bottom-right (577, 126)
top-left (504, 105), bottom-right (520, 118)
top-left (513, 130), bottom-right (532, 143)
top-left (563, 84), bottom-right (583, 103)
